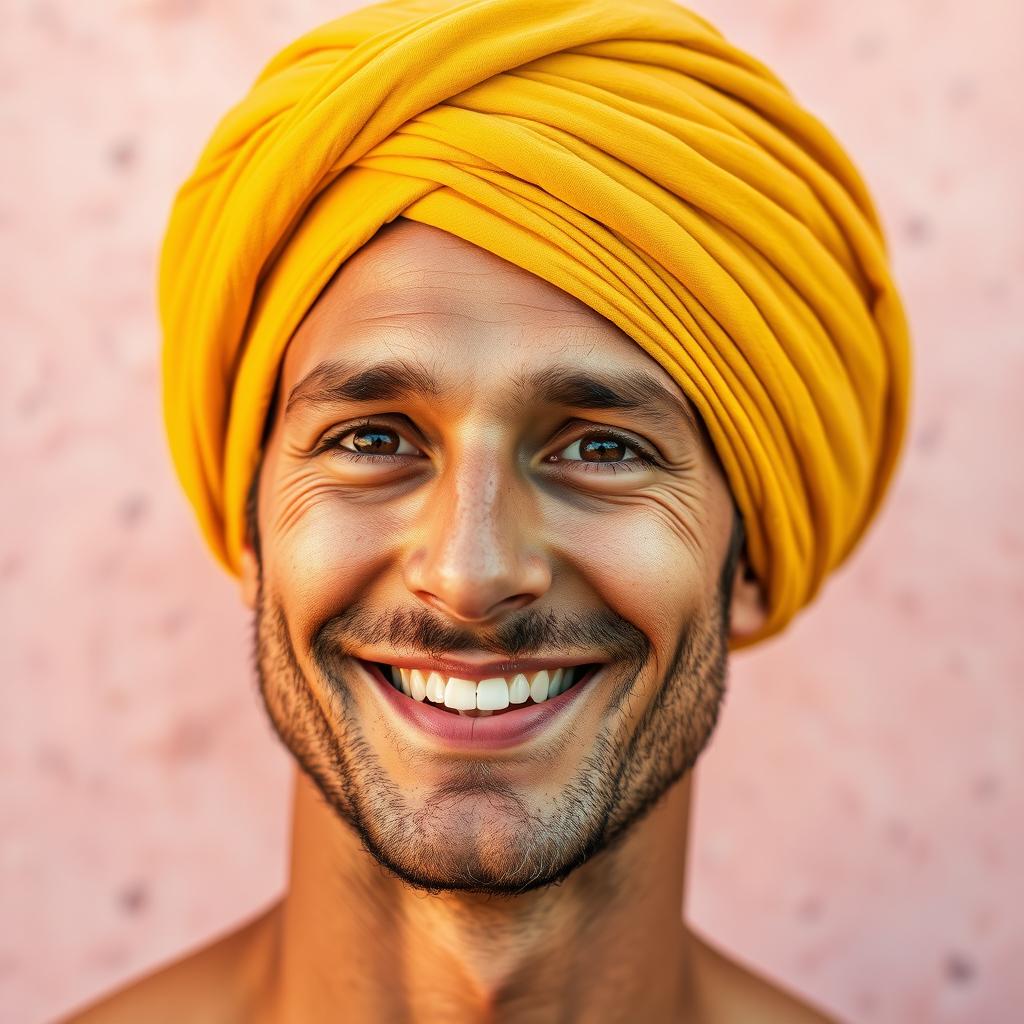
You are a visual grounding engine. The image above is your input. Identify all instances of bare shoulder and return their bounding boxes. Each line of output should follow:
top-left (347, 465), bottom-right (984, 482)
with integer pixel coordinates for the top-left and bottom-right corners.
top-left (54, 902), bottom-right (280, 1024)
top-left (690, 930), bottom-right (845, 1024)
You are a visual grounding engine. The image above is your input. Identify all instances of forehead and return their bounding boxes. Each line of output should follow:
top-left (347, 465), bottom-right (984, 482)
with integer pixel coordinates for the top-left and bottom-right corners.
top-left (278, 218), bottom-right (689, 409)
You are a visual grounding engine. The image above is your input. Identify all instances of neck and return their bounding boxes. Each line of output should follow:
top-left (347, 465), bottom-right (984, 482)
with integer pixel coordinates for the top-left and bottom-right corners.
top-left (259, 766), bottom-right (701, 1023)
top-left (260, 770), bottom-right (700, 1019)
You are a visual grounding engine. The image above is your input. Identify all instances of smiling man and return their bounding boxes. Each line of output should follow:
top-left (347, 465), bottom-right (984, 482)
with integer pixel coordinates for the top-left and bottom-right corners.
top-left (243, 217), bottom-right (763, 903)
top-left (63, 0), bottom-right (910, 1021)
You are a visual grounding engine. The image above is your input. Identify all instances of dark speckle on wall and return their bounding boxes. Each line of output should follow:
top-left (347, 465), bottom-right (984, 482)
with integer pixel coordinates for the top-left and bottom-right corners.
top-left (161, 713), bottom-right (214, 760)
top-left (118, 493), bottom-right (149, 529)
top-left (108, 137), bottom-right (138, 171)
top-left (914, 419), bottom-right (945, 454)
top-left (851, 31), bottom-right (885, 62)
top-left (943, 951), bottom-right (976, 985)
top-left (971, 774), bottom-right (1000, 802)
top-left (904, 214), bottom-right (932, 245)
top-left (36, 744), bottom-right (74, 782)
top-left (947, 76), bottom-right (977, 107)
top-left (117, 880), bottom-right (149, 915)
top-left (796, 894), bottom-right (823, 923)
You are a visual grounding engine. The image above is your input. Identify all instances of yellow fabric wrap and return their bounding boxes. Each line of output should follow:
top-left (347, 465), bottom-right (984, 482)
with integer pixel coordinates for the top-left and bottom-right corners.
top-left (158, 0), bottom-right (911, 646)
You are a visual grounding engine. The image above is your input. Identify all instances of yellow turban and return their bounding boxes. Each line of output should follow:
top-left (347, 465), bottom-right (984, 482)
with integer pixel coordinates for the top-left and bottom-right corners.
top-left (159, 0), bottom-right (911, 646)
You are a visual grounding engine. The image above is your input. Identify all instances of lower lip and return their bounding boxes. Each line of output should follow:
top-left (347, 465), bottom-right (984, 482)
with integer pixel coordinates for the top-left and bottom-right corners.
top-left (360, 661), bottom-right (602, 752)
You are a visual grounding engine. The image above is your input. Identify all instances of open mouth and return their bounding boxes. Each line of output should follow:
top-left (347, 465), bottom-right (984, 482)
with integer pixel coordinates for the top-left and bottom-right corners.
top-left (362, 661), bottom-right (601, 718)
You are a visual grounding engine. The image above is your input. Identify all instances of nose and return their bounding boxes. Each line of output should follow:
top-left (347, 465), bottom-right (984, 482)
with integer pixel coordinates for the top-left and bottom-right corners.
top-left (403, 448), bottom-right (551, 624)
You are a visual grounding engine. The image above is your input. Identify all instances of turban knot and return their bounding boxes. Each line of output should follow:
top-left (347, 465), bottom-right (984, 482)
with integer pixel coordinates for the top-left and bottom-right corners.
top-left (159, 0), bottom-right (911, 645)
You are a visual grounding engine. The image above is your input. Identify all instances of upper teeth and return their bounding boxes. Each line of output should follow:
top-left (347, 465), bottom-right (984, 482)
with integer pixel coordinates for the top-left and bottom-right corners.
top-left (391, 667), bottom-right (584, 710)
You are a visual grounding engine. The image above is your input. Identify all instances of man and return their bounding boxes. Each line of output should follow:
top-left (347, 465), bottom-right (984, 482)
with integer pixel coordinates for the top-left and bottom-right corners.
top-left (63, 0), bottom-right (910, 1021)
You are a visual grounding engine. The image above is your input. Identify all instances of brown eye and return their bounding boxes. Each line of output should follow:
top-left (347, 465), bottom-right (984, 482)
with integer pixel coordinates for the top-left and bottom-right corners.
top-left (334, 426), bottom-right (420, 456)
top-left (579, 436), bottom-right (628, 462)
top-left (555, 433), bottom-right (641, 464)
top-left (351, 428), bottom-right (399, 453)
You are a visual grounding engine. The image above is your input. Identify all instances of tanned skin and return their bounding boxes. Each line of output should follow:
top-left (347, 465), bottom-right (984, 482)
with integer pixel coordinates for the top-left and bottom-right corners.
top-left (61, 219), bottom-right (840, 1023)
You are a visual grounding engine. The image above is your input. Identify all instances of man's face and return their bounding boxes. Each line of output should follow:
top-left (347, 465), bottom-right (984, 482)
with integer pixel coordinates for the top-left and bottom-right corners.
top-left (241, 219), bottom-right (763, 895)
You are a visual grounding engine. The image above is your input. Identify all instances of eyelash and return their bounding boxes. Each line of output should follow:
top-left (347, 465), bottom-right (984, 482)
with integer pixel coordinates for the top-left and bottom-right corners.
top-left (544, 434), bottom-right (658, 473)
top-left (316, 418), bottom-right (660, 472)
top-left (316, 419), bottom-right (418, 464)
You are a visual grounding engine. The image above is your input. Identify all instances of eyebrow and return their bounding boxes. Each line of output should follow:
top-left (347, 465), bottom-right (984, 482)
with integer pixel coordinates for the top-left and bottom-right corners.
top-left (285, 357), bottom-right (700, 436)
top-left (523, 365), bottom-right (700, 435)
top-left (285, 358), bottom-right (441, 416)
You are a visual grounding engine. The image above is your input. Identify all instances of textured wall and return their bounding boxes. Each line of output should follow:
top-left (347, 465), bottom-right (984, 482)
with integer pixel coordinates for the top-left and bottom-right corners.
top-left (1, 2), bottom-right (1020, 1022)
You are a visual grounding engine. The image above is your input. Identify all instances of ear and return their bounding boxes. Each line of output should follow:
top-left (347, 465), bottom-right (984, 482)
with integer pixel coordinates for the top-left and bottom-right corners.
top-left (239, 542), bottom-right (260, 611)
top-left (727, 552), bottom-right (768, 642)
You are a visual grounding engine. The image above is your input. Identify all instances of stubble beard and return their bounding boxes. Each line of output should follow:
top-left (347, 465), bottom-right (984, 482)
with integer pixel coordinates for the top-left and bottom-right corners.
top-left (251, 578), bottom-right (731, 896)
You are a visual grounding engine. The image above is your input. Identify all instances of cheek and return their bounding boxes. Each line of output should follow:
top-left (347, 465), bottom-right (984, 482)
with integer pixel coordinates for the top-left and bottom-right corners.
top-left (550, 482), bottom-right (721, 643)
top-left (264, 471), bottom-right (406, 632)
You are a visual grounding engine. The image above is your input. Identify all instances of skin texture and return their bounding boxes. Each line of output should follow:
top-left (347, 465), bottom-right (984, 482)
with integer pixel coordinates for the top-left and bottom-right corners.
top-left (60, 219), bottom-right (840, 1023)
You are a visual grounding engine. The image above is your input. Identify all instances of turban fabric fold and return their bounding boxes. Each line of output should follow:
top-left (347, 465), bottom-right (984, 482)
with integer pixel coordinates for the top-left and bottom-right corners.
top-left (159, 0), bottom-right (911, 646)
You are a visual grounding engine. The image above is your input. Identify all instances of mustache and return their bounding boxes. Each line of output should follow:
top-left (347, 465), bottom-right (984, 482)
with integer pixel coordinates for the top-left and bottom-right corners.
top-left (312, 602), bottom-right (650, 670)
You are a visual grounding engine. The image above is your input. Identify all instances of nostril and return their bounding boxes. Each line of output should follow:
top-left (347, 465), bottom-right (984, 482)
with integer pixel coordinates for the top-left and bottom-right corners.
top-left (415, 590), bottom-right (536, 625)
top-left (491, 593), bottom-right (537, 617)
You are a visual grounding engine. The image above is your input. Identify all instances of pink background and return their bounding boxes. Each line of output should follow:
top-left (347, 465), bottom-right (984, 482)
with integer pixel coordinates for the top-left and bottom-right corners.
top-left (2, 2), bottom-right (1021, 1022)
